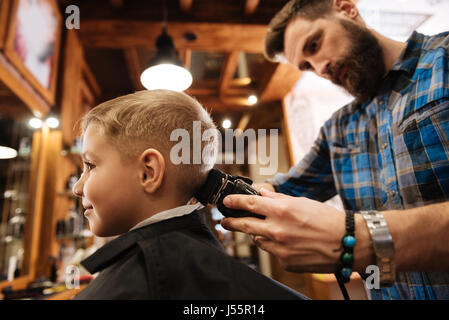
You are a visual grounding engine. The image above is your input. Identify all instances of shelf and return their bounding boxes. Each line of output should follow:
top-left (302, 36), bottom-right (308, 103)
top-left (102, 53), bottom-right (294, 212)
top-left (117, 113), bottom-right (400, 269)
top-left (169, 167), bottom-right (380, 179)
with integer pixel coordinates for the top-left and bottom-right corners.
top-left (56, 230), bottom-right (93, 241)
top-left (56, 235), bottom-right (87, 241)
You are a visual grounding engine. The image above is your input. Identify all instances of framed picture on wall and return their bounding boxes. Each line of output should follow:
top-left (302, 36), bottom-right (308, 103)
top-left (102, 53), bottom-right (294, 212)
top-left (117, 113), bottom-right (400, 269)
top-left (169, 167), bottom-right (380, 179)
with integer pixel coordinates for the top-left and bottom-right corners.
top-left (4, 0), bottom-right (62, 105)
top-left (0, 0), bottom-right (11, 49)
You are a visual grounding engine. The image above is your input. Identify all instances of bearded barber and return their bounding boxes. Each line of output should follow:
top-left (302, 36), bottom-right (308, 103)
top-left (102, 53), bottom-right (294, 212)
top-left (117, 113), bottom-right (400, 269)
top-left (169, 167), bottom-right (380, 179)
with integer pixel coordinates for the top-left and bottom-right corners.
top-left (221, 0), bottom-right (449, 300)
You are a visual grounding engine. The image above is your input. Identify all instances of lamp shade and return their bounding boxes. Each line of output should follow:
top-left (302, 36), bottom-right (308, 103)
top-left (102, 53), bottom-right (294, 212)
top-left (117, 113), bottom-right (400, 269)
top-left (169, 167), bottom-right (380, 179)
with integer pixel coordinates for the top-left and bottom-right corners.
top-left (140, 27), bottom-right (192, 91)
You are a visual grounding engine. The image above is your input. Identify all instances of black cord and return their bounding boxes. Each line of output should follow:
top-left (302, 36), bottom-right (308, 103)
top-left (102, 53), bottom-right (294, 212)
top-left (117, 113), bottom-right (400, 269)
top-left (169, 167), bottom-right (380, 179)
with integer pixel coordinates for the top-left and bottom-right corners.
top-left (335, 272), bottom-right (351, 300)
top-left (162, 0), bottom-right (168, 28)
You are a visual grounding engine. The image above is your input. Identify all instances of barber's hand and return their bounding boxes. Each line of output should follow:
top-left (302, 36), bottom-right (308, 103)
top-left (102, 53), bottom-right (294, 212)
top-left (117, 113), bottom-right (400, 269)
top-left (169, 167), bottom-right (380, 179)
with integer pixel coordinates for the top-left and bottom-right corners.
top-left (251, 183), bottom-right (275, 193)
top-left (221, 188), bottom-right (346, 273)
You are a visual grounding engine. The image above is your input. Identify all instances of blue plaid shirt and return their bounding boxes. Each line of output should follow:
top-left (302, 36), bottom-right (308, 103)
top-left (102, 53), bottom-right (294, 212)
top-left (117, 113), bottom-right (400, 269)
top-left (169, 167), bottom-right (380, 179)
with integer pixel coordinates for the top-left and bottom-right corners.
top-left (271, 31), bottom-right (449, 300)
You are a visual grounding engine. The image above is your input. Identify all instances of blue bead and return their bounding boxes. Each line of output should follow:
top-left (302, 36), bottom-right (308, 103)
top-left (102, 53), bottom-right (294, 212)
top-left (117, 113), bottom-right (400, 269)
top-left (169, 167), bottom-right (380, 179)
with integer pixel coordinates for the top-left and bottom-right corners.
top-left (343, 235), bottom-right (356, 248)
top-left (341, 267), bottom-right (352, 279)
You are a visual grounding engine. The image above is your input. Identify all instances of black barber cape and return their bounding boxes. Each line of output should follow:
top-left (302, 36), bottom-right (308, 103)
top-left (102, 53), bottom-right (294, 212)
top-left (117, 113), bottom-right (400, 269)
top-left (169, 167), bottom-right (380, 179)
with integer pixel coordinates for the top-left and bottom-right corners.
top-left (75, 210), bottom-right (307, 300)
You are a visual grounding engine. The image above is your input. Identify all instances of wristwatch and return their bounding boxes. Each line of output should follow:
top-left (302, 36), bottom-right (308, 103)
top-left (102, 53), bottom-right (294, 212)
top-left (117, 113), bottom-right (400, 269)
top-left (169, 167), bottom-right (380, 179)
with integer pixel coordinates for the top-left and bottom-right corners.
top-left (360, 210), bottom-right (396, 287)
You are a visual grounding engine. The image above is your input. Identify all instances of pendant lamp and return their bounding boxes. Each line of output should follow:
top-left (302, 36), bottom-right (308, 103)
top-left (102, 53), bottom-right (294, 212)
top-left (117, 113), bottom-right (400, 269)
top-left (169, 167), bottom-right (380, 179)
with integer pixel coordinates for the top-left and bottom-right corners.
top-left (140, 27), bottom-right (192, 92)
top-left (0, 146), bottom-right (18, 159)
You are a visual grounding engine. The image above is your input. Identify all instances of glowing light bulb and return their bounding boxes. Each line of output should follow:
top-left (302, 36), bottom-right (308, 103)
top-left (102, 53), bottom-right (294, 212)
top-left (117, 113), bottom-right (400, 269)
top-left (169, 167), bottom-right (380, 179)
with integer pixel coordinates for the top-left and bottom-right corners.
top-left (248, 95), bottom-right (258, 105)
top-left (46, 117), bottom-right (60, 128)
top-left (140, 64), bottom-right (192, 92)
top-left (0, 146), bottom-right (17, 159)
top-left (29, 118), bottom-right (42, 129)
top-left (222, 119), bottom-right (231, 129)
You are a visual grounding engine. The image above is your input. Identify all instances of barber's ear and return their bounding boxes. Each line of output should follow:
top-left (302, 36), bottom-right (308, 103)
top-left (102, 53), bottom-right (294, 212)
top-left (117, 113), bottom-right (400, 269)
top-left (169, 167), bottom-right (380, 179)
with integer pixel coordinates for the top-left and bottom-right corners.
top-left (334, 0), bottom-right (358, 19)
top-left (139, 148), bottom-right (165, 194)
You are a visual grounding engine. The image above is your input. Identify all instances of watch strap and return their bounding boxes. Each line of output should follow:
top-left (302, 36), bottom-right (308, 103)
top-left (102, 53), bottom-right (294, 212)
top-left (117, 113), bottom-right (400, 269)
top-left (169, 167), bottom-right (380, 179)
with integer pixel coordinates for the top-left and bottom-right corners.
top-left (360, 210), bottom-right (395, 287)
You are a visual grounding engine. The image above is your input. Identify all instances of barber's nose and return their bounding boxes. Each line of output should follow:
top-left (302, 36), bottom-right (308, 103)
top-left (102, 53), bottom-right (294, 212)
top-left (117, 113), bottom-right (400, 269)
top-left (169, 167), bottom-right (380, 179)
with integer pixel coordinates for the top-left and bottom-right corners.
top-left (310, 59), bottom-right (331, 78)
top-left (313, 60), bottom-right (331, 78)
top-left (72, 175), bottom-right (84, 198)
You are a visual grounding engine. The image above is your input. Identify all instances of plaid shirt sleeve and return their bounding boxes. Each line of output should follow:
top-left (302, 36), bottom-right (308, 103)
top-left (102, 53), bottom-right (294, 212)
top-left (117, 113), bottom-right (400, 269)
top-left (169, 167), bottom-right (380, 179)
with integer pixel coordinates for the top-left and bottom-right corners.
top-left (268, 127), bottom-right (337, 202)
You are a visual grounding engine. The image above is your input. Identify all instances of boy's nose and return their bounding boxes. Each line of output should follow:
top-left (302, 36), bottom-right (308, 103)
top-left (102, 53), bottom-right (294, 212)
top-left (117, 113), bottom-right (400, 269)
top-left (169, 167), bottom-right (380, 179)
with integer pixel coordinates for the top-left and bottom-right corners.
top-left (72, 176), bottom-right (83, 198)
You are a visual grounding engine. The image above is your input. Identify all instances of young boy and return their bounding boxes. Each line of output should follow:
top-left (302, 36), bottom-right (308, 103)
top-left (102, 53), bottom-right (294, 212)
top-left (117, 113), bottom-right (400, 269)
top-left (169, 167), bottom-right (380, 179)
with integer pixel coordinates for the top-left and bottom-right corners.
top-left (72, 89), bottom-right (307, 299)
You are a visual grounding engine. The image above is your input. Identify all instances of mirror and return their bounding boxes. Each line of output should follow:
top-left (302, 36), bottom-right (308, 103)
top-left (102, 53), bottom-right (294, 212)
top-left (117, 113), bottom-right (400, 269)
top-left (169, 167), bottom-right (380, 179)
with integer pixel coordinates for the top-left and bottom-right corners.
top-left (0, 79), bottom-right (36, 282)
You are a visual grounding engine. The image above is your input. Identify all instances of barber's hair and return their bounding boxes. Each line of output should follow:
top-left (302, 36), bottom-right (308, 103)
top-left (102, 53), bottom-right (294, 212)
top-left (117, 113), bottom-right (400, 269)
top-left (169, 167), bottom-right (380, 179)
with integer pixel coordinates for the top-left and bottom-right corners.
top-left (80, 89), bottom-right (218, 198)
top-left (264, 0), bottom-right (334, 62)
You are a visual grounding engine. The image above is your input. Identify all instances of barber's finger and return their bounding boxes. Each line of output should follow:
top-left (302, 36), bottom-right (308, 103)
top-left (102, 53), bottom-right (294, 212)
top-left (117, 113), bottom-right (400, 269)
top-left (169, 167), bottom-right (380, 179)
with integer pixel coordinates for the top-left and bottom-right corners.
top-left (253, 235), bottom-right (269, 244)
top-left (221, 216), bottom-right (269, 237)
top-left (222, 193), bottom-right (277, 218)
top-left (259, 187), bottom-right (290, 199)
top-left (252, 236), bottom-right (277, 254)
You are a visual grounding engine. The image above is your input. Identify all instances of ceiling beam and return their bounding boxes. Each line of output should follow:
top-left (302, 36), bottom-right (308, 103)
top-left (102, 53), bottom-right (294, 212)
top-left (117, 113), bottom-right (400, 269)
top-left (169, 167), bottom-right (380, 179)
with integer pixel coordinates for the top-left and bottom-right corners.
top-left (259, 63), bottom-right (302, 103)
top-left (236, 112), bottom-right (252, 134)
top-left (81, 59), bottom-right (102, 98)
top-left (78, 20), bottom-right (268, 53)
top-left (194, 95), bottom-right (255, 113)
top-left (245, 0), bottom-right (260, 15)
top-left (58, 0), bottom-right (282, 25)
top-left (109, 0), bottom-right (124, 8)
top-left (178, 48), bottom-right (192, 69)
top-left (219, 51), bottom-right (240, 97)
top-left (123, 47), bottom-right (145, 91)
top-left (179, 0), bottom-right (193, 12)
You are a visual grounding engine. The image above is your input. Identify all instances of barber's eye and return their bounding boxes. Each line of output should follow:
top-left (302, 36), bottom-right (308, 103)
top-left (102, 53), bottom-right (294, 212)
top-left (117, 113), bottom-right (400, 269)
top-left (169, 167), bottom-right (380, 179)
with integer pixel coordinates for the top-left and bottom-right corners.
top-left (310, 40), bottom-right (318, 53)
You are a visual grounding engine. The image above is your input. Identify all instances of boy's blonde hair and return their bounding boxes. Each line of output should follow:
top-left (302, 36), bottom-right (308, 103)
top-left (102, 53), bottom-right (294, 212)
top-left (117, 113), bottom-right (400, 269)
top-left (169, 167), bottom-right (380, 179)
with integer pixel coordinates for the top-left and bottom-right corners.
top-left (80, 89), bottom-right (218, 198)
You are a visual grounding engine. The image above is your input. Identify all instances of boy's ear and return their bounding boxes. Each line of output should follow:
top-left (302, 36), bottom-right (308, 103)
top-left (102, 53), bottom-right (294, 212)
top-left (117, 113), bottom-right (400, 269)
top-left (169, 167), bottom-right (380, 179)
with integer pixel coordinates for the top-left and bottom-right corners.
top-left (139, 148), bottom-right (165, 194)
top-left (334, 0), bottom-right (358, 19)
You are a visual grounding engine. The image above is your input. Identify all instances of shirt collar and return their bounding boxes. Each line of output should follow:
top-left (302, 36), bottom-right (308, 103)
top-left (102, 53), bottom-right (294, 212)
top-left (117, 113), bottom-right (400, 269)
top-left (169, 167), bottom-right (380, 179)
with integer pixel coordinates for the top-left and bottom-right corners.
top-left (389, 31), bottom-right (426, 76)
top-left (129, 202), bottom-right (204, 231)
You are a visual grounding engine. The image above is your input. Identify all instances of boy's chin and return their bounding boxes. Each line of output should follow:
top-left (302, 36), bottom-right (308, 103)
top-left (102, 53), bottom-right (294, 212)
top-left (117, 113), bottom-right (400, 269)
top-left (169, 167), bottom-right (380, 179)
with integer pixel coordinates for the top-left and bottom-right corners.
top-left (89, 220), bottom-right (125, 238)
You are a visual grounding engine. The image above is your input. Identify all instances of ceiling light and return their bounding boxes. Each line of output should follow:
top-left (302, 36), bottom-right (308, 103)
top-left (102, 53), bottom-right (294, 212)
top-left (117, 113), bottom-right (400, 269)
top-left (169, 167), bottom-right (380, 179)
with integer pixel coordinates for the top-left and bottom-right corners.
top-left (222, 119), bottom-right (231, 129)
top-left (29, 118), bottom-right (42, 129)
top-left (248, 95), bottom-right (258, 105)
top-left (0, 146), bottom-right (18, 160)
top-left (140, 27), bottom-right (192, 92)
top-left (46, 117), bottom-right (60, 129)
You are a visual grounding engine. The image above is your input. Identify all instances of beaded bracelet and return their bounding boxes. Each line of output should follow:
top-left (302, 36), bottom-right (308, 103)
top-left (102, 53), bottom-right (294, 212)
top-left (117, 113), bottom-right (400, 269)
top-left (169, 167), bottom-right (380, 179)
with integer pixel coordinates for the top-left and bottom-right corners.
top-left (338, 210), bottom-right (355, 283)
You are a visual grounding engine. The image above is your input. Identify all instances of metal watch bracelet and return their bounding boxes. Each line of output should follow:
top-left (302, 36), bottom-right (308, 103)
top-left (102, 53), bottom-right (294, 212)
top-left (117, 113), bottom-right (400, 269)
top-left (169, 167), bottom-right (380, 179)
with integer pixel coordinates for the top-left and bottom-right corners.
top-left (360, 210), bottom-right (396, 287)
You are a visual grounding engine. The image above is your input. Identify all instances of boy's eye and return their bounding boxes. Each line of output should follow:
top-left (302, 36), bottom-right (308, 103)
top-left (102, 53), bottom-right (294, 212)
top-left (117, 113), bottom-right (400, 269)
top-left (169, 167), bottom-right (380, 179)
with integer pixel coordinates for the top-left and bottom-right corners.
top-left (84, 162), bottom-right (96, 171)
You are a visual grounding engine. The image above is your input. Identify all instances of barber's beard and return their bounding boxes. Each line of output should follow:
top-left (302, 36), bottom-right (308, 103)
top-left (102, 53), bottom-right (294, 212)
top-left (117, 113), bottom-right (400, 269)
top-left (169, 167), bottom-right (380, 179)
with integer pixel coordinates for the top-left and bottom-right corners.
top-left (330, 19), bottom-right (386, 103)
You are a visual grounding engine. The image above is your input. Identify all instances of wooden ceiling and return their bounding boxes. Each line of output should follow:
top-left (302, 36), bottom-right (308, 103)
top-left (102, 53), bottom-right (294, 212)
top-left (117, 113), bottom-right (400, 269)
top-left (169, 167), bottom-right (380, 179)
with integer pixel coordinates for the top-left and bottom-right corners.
top-left (60, 0), bottom-right (302, 131)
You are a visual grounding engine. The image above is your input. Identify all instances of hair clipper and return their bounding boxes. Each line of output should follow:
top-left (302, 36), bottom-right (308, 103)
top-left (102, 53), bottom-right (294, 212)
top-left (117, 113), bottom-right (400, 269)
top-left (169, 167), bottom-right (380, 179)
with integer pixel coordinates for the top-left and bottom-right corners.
top-left (194, 169), bottom-right (265, 219)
